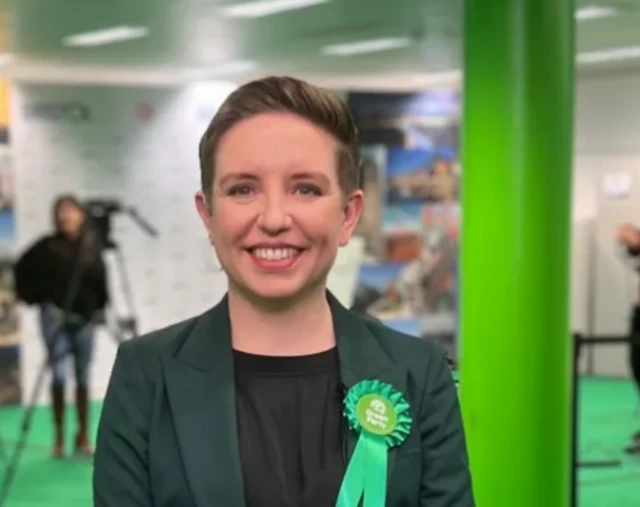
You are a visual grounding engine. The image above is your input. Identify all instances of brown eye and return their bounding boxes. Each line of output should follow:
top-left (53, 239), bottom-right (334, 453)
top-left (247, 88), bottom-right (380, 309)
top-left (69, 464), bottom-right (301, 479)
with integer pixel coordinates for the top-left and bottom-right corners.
top-left (228, 184), bottom-right (255, 197)
top-left (294, 184), bottom-right (321, 197)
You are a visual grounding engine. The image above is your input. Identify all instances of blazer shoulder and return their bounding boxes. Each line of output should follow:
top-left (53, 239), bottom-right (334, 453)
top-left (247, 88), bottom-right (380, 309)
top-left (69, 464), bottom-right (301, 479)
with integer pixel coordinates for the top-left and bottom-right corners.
top-left (117, 313), bottom-right (200, 369)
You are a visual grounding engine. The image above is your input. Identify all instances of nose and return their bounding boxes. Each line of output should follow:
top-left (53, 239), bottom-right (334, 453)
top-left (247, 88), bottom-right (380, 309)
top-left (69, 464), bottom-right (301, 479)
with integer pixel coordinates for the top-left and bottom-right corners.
top-left (257, 194), bottom-right (292, 235)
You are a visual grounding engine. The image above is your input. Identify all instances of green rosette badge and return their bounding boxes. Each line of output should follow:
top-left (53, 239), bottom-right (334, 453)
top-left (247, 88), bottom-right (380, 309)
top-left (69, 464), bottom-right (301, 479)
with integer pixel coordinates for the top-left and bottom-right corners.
top-left (336, 380), bottom-right (412, 507)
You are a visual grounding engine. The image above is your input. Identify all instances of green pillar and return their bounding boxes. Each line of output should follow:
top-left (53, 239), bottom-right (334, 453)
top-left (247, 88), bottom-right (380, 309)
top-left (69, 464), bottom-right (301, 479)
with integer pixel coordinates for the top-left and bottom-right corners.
top-left (460, 1), bottom-right (575, 506)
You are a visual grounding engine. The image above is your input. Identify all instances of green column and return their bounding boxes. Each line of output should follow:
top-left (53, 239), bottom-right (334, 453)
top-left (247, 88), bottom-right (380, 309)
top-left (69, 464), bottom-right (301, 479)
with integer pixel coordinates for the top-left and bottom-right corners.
top-left (460, 1), bottom-right (575, 506)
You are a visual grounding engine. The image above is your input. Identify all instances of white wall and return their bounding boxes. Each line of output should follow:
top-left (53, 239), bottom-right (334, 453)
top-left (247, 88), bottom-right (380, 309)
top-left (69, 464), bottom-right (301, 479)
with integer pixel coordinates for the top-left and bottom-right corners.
top-left (572, 70), bottom-right (640, 377)
top-left (12, 82), bottom-right (236, 403)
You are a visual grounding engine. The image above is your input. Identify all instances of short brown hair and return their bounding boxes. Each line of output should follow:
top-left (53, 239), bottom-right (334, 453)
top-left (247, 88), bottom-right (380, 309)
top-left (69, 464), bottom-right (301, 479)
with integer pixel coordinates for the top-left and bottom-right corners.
top-left (198, 76), bottom-right (360, 198)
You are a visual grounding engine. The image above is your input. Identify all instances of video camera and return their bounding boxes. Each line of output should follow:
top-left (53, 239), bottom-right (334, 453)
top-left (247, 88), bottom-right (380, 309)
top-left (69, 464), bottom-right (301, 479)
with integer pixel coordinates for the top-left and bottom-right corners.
top-left (83, 198), bottom-right (158, 248)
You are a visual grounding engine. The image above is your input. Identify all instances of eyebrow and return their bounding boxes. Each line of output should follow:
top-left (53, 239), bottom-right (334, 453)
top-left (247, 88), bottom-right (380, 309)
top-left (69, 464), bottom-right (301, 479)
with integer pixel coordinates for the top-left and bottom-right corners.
top-left (218, 171), bottom-right (331, 186)
top-left (289, 171), bottom-right (331, 184)
top-left (217, 173), bottom-right (259, 186)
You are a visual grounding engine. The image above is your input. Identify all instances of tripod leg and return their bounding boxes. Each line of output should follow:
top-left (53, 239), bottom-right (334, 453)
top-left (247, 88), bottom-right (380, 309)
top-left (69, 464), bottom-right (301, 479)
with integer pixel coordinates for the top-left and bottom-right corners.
top-left (0, 356), bottom-right (52, 507)
top-left (109, 246), bottom-right (138, 338)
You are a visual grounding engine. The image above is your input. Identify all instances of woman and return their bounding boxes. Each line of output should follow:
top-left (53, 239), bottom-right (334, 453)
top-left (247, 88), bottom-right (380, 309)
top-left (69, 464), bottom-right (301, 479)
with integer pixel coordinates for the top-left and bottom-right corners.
top-left (14, 194), bottom-right (108, 458)
top-left (94, 77), bottom-right (473, 506)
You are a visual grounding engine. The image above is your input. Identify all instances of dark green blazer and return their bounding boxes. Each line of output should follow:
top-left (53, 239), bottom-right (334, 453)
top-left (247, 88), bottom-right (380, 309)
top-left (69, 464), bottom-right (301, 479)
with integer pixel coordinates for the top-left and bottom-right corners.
top-left (93, 293), bottom-right (473, 506)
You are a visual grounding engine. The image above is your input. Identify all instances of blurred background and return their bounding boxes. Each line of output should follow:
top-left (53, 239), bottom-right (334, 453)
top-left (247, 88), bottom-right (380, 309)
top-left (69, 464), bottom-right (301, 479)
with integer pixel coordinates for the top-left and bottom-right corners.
top-left (0, 0), bottom-right (638, 505)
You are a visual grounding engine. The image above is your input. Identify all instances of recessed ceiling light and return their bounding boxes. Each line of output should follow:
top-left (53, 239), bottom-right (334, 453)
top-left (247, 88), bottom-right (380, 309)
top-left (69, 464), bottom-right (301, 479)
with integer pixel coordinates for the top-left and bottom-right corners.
top-left (63, 26), bottom-right (149, 47)
top-left (577, 45), bottom-right (640, 63)
top-left (221, 0), bottom-right (330, 18)
top-left (322, 37), bottom-right (412, 56)
top-left (575, 5), bottom-right (618, 21)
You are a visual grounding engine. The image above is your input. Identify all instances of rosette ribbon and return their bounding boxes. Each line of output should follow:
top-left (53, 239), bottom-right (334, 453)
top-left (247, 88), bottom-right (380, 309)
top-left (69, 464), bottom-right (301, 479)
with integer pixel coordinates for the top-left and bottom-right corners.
top-left (335, 380), bottom-right (412, 507)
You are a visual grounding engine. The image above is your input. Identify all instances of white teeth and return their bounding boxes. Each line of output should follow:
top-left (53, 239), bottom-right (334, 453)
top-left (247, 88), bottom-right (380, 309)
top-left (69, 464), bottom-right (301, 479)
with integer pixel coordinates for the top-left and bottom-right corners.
top-left (254, 248), bottom-right (298, 261)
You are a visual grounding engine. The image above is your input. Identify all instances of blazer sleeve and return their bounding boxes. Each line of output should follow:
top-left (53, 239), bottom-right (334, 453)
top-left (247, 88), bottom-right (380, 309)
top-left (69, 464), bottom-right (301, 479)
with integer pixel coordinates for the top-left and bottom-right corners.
top-left (419, 345), bottom-right (474, 506)
top-left (93, 342), bottom-right (153, 507)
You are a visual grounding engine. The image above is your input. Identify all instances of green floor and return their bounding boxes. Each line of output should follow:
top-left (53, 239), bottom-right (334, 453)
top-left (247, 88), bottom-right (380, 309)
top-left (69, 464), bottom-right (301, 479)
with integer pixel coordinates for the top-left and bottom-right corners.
top-left (0, 377), bottom-right (638, 506)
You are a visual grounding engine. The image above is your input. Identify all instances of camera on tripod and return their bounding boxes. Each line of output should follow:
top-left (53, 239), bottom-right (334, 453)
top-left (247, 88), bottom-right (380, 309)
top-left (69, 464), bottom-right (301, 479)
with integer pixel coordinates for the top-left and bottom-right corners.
top-left (83, 198), bottom-right (157, 249)
top-left (83, 198), bottom-right (122, 248)
top-left (81, 197), bottom-right (158, 338)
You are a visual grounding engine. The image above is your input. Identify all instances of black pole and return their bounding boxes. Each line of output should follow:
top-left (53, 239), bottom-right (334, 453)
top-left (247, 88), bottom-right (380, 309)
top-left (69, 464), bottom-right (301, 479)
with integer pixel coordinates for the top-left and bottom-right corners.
top-left (570, 333), bottom-right (580, 507)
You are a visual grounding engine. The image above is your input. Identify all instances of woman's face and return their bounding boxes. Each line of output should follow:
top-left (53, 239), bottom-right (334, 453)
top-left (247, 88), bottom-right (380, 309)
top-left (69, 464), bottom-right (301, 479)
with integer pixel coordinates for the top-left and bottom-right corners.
top-left (196, 112), bottom-right (363, 303)
top-left (57, 200), bottom-right (85, 237)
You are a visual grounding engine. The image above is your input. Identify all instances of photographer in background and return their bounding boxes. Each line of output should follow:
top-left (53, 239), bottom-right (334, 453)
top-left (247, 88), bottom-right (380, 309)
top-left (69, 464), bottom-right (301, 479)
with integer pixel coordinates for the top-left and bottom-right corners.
top-left (617, 223), bottom-right (640, 454)
top-left (13, 194), bottom-right (108, 458)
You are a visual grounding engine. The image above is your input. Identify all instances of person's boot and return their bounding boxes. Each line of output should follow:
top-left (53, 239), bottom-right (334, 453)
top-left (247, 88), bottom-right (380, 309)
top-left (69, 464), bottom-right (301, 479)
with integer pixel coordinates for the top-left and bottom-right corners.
top-left (51, 384), bottom-right (65, 458)
top-left (74, 385), bottom-right (94, 457)
top-left (625, 439), bottom-right (640, 455)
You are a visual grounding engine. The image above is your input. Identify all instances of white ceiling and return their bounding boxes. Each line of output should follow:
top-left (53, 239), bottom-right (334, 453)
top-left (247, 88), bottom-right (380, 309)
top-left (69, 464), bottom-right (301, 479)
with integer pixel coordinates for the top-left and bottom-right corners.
top-left (0, 0), bottom-right (639, 89)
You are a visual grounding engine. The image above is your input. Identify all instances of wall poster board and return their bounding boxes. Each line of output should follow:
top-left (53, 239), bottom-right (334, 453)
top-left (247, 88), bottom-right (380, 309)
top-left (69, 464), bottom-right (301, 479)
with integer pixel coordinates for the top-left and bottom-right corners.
top-left (347, 89), bottom-right (461, 361)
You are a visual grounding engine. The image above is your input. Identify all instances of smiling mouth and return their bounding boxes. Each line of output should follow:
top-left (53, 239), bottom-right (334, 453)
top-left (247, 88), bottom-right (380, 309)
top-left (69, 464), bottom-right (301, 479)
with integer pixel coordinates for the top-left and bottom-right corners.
top-left (250, 247), bottom-right (302, 261)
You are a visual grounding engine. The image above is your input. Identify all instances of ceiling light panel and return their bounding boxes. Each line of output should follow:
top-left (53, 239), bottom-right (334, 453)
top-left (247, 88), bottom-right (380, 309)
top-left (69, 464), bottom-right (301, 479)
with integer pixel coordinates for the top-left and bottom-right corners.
top-left (321, 37), bottom-right (412, 56)
top-left (577, 45), bottom-right (640, 63)
top-left (63, 26), bottom-right (149, 47)
top-left (221, 0), bottom-right (331, 18)
top-left (575, 5), bottom-right (618, 21)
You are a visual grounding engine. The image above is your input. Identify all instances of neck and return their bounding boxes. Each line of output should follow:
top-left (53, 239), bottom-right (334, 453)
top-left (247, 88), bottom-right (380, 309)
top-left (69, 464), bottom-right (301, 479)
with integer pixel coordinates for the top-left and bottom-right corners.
top-left (228, 286), bottom-right (335, 356)
top-left (60, 228), bottom-right (82, 241)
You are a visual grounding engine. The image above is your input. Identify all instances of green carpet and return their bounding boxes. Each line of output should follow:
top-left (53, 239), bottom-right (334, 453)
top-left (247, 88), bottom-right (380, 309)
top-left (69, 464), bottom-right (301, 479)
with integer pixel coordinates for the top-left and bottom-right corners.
top-left (577, 377), bottom-right (640, 506)
top-left (0, 377), bottom-right (637, 506)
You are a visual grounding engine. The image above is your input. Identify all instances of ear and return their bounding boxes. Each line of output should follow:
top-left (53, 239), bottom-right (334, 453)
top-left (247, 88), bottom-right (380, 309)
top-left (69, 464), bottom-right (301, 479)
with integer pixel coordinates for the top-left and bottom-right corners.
top-left (339, 189), bottom-right (364, 247)
top-left (194, 190), bottom-right (213, 232)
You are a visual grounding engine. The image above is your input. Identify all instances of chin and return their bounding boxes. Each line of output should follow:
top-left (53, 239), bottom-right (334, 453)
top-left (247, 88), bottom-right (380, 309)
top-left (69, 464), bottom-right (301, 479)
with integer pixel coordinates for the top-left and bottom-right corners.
top-left (224, 254), bottom-right (332, 305)
top-left (248, 282), bottom-right (309, 302)
top-left (231, 274), bottom-right (326, 308)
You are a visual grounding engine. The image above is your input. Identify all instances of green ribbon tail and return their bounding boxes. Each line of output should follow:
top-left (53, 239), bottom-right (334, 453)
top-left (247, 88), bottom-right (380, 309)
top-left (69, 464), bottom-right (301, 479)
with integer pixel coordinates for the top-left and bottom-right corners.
top-left (336, 433), bottom-right (389, 507)
top-left (363, 434), bottom-right (388, 507)
top-left (336, 434), bottom-right (366, 507)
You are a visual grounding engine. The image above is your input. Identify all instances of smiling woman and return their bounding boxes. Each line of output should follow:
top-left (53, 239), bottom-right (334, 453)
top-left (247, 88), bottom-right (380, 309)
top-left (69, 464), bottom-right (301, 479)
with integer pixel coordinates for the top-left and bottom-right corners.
top-left (93, 76), bottom-right (474, 507)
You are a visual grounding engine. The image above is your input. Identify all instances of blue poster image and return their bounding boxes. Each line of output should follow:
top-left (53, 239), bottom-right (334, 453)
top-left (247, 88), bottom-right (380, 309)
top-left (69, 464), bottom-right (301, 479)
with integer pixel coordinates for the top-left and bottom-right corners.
top-left (385, 147), bottom-right (459, 205)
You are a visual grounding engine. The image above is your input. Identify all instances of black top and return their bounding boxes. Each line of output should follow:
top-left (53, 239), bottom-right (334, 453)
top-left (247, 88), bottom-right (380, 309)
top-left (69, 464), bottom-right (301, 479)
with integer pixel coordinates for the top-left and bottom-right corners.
top-left (13, 231), bottom-right (108, 320)
top-left (233, 347), bottom-right (346, 507)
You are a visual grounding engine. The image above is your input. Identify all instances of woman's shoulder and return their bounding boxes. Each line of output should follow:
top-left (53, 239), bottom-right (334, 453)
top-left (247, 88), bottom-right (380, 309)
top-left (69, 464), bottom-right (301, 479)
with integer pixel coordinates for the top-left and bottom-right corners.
top-left (19, 234), bottom-right (54, 254)
top-left (116, 313), bottom-right (201, 367)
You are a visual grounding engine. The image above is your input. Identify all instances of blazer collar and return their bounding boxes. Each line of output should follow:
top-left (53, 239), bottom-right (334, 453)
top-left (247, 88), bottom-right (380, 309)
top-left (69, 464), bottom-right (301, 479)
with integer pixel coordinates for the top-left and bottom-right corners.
top-left (174, 294), bottom-right (232, 371)
top-left (328, 292), bottom-right (407, 389)
top-left (163, 296), bottom-right (246, 507)
top-left (163, 292), bottom-right (408, 507)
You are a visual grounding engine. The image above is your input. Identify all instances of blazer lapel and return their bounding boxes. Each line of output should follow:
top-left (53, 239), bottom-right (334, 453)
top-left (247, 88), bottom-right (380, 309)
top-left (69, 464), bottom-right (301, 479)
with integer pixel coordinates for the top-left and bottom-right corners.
top-left (162, 296), bottom-right (246, 507)
top-left (330, 294), bottom-right (410, 482)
